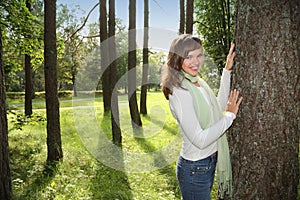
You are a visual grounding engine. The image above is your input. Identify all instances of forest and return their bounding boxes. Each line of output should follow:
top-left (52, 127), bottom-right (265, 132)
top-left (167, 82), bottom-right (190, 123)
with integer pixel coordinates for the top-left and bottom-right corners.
top-left (0, 0), bottom-right (299, 199)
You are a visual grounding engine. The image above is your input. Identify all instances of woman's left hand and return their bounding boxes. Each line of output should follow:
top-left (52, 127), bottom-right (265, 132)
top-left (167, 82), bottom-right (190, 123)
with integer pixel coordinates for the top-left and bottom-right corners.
top-left (225, 43), bottom-right (235, 70)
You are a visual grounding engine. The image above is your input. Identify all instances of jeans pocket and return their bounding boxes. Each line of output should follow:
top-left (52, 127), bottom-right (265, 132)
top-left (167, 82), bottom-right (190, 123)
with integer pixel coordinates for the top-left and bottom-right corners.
top-left (190, 163), bottom-right (211, 175)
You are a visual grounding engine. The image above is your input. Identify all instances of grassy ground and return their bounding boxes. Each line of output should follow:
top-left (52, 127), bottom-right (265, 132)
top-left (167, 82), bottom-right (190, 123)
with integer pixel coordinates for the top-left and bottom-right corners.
top-left (9, 92), bottom-right (219, 200)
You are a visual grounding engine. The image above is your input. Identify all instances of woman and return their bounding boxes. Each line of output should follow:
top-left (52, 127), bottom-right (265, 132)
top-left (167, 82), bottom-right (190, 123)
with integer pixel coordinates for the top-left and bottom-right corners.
top-left (161, 34), bottom-right (242, 200)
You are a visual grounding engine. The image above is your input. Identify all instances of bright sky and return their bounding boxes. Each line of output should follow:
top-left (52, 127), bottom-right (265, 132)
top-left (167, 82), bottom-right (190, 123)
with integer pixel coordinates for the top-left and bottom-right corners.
top-left (57, 0), bottom-right (180, 52)
top-left (57, 0), bottom-right (180, 31)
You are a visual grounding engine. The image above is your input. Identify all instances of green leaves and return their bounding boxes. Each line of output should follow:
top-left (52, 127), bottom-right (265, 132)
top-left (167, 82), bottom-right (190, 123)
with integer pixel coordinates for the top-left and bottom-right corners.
top-left (194, 0), bottom-right (234, 73)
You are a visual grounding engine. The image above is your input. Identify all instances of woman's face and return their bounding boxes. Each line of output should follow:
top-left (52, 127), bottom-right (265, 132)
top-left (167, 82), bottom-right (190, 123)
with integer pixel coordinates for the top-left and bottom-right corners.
top-left (182, 48), bottom-right (204, 76)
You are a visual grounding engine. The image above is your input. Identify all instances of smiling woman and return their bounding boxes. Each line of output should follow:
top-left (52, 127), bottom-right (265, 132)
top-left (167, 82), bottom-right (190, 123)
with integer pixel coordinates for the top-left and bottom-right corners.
top-left (161, 34), bottom-right (242, 199)
top-left (181, 38), bottom-right (204, 77)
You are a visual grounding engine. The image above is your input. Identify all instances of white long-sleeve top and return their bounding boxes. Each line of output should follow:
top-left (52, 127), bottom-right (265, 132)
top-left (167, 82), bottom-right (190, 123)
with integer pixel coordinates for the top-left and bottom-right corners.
top-left (169, 69), bottom-right (236, 161)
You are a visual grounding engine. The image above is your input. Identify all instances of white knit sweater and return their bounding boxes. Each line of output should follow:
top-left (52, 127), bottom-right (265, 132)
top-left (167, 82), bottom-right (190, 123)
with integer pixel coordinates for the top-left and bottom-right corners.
top-left (169, 69), bottom-right (236, 161)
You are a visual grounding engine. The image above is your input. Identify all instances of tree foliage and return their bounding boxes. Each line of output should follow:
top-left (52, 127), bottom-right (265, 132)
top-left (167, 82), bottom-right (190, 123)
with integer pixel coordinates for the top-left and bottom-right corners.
top-left (1, 0), bottom-right (43, 92)
top-left (56, 4), bottom-right (86, 94)
top-left (194, 0), bottom-right (234, 73)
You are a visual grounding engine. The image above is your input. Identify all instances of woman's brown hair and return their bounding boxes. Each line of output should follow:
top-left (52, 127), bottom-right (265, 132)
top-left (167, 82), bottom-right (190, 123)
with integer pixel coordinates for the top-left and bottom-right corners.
top-left (161, 34), bottom-right (203, 99)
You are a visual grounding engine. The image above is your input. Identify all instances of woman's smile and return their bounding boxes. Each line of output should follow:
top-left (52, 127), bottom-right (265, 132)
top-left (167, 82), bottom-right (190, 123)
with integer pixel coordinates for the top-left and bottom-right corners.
top-left (182, 48), bottom-right (204, 77)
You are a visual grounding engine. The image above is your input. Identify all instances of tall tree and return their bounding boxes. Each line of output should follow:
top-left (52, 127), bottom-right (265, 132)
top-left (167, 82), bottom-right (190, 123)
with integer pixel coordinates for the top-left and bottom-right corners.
top-left (179, 0), bottom-right (185, 34)
top-left (44, 0), bottom-right (63, 162)
top-left (1, 0), bottom-right (42, 96)
top-left (109, 0), bottom-right (122, 145)
top-left (140, 0), bottom-right (149, 115)
top-left (24, 54), bottom-right (33, 115)
top-left (128, 0), bottom-right (142, 128)
top-left (25, 0), bottom-right (33, 116)
top-left (100, 0), bottom-right (111, 113)
top-left (0, 26), bottom-right (12, 200)
top-left (228, 0), bottom-right (300, 199)
top-left (185, 0), bottom-right (194, 34)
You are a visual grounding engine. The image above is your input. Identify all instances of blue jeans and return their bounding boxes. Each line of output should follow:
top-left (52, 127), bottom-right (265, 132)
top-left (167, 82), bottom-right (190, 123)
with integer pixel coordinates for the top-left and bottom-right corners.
top-left (176, 153), bottom-right (217, 200)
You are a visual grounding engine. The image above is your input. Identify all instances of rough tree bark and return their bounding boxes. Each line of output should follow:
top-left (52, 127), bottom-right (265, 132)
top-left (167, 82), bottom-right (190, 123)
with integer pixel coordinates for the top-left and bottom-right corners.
top-left (109, 0), bottom-right (122, 145)
top-left (100, 0), bottom-right (111, 113)
top-left (179, 0), bottom-right (185, 34)
top-left (140, 0), bottom-right (149, 115)
top-left (25, 0), bottom-right (33, 116)
top-left (228, 0), bottom-right (300, 199)
top-left (0, 25), bottom-right (12, 200)
top-left (25, 54), bottom-right (33, 116)
top-left (128, 0), bottom-right (142, 128)
top-left (44, 0), bottom-right (63, 162)
top-left (185, 0), bottom-right (194, 34)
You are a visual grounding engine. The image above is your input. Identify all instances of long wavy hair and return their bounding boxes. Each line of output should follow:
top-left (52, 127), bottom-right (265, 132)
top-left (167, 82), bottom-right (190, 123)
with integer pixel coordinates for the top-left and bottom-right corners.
top-left (161, 34), bottom-right (203, 100)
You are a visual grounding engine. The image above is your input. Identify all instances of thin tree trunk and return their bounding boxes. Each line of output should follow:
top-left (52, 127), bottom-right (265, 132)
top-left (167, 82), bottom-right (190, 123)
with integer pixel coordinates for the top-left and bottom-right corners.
top-left (140, 0), bottom-right (149, 115)
top-left (109, 0), bottom-right (122, 145)
top-left (0, 25), bottom-right (12, 200)
top-left (72, 74), bottom-right (77, 97)
top-left (44, 0), bottom-right (63, 162)
top-left (179, 0), bottom-right (185, 34)
top-left (228, 0), bottom-right (300, 199)
top-left (185, 0), bottom-right (194, 34)
top-left (128, 0), bottom-right (142, 128)
top-left (226, 0), bottom-right (231, 49)
top-left (100, 0), bottom-right (111, 113)
top-left (25, 54), bottom-right (33, 116)
top-left (25, 0), bottom-right (33, 116)
top-left (220, 0), bottom-right (229, 54)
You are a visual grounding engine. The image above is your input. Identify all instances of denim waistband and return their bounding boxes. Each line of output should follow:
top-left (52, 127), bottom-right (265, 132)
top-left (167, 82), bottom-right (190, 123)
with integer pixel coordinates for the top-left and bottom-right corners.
top-left (179, 152), bottom-right (217, 164)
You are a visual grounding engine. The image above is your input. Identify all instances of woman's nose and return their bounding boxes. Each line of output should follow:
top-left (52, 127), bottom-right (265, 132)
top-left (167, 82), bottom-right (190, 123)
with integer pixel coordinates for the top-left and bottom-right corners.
top-left (191, 57), bottom-right (200, 65)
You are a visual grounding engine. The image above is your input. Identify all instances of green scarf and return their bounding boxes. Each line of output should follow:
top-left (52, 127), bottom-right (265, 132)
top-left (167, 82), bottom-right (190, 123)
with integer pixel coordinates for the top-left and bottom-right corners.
top-left (181, 71), bottom-right (232, 198)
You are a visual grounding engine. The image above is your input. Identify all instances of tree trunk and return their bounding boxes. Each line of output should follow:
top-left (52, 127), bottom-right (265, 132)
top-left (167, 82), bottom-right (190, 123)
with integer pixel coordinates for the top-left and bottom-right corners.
top-left (100, 0), bottom-right (111, 113)
top-left (0, 25), bottom-right (12, 200)
top-left (25, 0), bottom-right (33, 116)
top-left (72, 74), bottom-right (77, 97)
top-left (44, 0), bottom-right (63, 162)
top-left (109, 0), bottom-right (122, 145)
top-left (220, 0), bottom-right (230, 54)
top-left (140, 0), bottom-right (149, 115)
top-left (25, 54), bottom-right (33, 116)
top-left (226, 0), bottom-right (231, 50)
top-left (179, 0), bottom-right (185, 34)
top-left (185, 0), bottom-right (194, 34)
top-left (128, 0), bottom-right (142, 128)
top-left (228, 0), bottom-right (300, 199)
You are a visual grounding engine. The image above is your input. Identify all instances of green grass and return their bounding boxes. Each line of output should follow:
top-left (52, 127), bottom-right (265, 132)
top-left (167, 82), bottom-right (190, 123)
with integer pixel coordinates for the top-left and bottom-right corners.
top-left (9, 92), bottom-right (194, 200)
top-left (9, 92), bottom-right (299, 199)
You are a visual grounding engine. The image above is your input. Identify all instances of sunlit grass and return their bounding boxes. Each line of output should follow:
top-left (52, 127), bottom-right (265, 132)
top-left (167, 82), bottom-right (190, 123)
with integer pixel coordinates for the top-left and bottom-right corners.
top-left (8, 92), bottom-right (187, 199)
top-left (9, 91), bottom-right (298, 199)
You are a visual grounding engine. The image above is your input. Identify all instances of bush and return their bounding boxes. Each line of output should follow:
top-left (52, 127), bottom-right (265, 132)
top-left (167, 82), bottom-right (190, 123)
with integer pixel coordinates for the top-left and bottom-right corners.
top-left (6, 91), bottom-right (74, 100)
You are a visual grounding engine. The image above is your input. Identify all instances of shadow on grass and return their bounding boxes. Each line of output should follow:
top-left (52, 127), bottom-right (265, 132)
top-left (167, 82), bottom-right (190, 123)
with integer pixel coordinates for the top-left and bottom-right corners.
top-left (133, 126), bottom-right (181, 199)
top-left (90, 113), bottom-right (133, 199)
top-left (91, 162), bottom-right (133, 199)
top-left (10, 141), bottom-right (60, 200)
top-left (142, 114), bottom-right (178, 136)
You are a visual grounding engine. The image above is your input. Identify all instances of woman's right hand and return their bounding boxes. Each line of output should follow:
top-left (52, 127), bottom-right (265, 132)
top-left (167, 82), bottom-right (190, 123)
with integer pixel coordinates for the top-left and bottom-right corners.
top-left (226, 89), bottom-right (243, 116)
